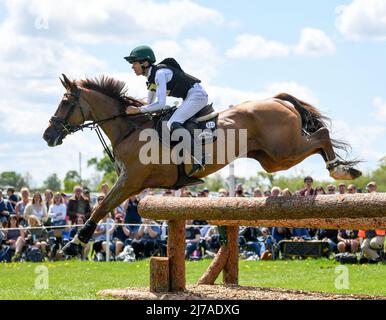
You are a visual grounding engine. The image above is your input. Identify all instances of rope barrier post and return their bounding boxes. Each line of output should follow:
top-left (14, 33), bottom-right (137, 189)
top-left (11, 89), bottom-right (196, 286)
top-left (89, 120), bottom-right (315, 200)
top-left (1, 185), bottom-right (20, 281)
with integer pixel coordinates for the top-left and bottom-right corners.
top-left (105, 222), bottom-right (110, 262)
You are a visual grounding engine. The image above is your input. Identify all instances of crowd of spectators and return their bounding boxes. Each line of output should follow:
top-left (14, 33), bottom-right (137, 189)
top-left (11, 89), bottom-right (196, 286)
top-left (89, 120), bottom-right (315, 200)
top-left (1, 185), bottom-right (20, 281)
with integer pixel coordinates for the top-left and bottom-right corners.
top-left (0, 178), bottom-right (385, 264)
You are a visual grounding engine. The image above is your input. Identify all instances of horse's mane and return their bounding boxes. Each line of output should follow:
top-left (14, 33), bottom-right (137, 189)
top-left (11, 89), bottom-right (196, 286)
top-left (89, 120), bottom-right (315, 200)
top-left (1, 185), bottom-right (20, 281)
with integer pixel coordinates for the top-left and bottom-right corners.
top-left (79, 76), bottom-right (144, 107)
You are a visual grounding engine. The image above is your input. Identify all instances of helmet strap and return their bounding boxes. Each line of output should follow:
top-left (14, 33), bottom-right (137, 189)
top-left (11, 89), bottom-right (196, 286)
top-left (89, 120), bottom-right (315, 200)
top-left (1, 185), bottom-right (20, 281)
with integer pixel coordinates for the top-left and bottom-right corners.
top-left (140, 62), bottom-right (151, 76)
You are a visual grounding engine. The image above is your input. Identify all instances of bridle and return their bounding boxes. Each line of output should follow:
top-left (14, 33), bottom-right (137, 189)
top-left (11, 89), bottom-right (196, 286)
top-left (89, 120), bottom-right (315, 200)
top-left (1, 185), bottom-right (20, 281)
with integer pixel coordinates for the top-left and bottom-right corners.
top-left (49, 85), bottom-right (135, 163)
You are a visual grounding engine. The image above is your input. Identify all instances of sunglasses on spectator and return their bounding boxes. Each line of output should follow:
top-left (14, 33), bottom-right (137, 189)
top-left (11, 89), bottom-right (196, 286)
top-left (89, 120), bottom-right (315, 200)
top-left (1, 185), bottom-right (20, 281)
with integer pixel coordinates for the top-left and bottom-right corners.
top-left (97, 197), bottom-right (105, 201)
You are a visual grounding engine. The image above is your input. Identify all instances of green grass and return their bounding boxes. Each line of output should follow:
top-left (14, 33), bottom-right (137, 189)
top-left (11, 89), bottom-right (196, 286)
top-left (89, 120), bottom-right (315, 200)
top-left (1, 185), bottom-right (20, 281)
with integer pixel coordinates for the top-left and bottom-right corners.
top-left (0, 259), bottom-right (385, 299)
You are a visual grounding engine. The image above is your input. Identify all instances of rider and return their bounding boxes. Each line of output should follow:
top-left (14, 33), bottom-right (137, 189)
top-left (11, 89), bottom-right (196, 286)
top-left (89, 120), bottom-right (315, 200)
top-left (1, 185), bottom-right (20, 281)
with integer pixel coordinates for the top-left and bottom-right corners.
top-left (124, 45), bottom-right (209, 176)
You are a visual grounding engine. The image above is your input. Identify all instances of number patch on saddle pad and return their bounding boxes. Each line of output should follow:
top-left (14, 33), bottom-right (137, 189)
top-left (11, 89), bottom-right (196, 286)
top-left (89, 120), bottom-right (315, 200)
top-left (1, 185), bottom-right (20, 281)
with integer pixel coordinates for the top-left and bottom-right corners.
top-left (206, 121), bottom-right (215, 129)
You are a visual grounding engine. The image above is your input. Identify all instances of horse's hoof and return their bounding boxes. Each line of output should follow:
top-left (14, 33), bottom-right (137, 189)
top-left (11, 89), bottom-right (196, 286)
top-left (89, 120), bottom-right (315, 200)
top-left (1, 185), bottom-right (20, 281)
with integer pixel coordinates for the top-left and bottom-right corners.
top-left (60, 242), bottom-right (81, 257)
top-left (330, 165), bottom-right (362, 180)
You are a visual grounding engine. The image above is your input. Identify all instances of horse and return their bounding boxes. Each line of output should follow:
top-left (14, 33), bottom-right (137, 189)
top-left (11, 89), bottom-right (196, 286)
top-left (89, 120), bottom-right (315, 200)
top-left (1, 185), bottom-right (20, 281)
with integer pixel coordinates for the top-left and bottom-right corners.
top-left (43, 74), bottom-right (361, 256)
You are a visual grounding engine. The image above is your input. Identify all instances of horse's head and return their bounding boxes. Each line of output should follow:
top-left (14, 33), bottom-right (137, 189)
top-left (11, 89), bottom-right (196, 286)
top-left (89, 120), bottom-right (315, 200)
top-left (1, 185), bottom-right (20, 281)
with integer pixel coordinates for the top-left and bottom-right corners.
top-left (43, 74), bottom-right (90, 147)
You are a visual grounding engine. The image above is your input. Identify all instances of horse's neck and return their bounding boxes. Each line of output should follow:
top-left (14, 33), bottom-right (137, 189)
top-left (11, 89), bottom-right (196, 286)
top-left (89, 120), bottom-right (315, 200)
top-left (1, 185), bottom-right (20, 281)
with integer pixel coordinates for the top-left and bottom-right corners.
top-left (85, 91), bottom-right (150, 148)
top-left (86, 93), bottom-right (128, 148)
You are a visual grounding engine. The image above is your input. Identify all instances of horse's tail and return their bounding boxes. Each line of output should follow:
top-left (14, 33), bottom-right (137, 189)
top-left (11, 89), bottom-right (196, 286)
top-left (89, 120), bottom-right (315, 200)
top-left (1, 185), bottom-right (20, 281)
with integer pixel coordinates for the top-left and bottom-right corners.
top-left (274, 92), bottom-right (352, 157)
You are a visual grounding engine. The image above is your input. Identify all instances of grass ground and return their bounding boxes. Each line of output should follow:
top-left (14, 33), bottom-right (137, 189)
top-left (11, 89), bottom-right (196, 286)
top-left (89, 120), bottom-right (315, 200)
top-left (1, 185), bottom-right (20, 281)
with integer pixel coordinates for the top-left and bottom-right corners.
top-left (0, 259), bottom-right (385, 299)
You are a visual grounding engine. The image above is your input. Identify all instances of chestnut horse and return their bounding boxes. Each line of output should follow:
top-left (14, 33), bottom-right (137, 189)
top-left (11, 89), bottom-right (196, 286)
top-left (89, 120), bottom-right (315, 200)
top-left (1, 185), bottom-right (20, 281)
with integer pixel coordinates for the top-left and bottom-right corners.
top-left (43, 74), bottom-right (361, 256)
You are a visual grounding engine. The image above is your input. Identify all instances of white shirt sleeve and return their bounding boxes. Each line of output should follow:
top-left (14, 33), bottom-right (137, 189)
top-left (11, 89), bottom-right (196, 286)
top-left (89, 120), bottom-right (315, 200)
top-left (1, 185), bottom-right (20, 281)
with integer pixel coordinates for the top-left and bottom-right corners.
top-left (140, 68), bottom-right (173, 113)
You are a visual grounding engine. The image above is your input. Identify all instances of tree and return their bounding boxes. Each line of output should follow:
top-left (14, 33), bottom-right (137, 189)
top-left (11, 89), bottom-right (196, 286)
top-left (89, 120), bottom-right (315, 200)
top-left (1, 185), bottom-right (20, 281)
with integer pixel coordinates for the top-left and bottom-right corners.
top-left (63, 170), bottom-right (81, 192)
top-left (88, 152), bottom-right (117, 188)
top-left (43, 173), bottom-right (62, 192)
top-left (203, 173), bottom-right (226, 192)
top-left (0, 171), bottom-right (27, 189)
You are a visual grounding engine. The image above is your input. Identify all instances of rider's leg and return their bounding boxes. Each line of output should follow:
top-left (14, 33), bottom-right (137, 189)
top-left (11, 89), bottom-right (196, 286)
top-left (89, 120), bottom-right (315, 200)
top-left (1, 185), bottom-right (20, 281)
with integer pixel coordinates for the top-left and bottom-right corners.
top-left (167, 87), bottom-right (209, 176)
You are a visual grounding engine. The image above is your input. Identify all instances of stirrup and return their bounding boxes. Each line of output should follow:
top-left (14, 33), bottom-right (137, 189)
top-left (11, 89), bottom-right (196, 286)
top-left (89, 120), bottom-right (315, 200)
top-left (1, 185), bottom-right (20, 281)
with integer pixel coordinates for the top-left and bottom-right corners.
top-left (187, 163), bottom-right (205, 177)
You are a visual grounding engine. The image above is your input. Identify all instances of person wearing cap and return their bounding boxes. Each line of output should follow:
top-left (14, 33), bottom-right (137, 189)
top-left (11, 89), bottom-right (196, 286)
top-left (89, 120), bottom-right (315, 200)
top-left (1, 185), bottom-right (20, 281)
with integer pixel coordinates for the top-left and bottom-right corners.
top-left (218, 188), bottom-right (228, 197)
top-left (253, 188), bottom-right (263, 198)
top-left (338, 183), bottom-right (346, 194)
top-left (347, 184), bottom-right (357, 194)
top-left (326, 184), bottom-right (336, 194)
top-left (124, 45), bottom-right (209, 176)
top-left (366, 182), bottom-right (377, 193)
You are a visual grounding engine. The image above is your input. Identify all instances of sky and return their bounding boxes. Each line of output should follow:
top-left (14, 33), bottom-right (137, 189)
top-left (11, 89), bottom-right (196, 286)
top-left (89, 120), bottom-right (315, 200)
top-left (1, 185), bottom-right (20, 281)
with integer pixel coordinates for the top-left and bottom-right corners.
top-left (0, 0), bottom-right (385, 188)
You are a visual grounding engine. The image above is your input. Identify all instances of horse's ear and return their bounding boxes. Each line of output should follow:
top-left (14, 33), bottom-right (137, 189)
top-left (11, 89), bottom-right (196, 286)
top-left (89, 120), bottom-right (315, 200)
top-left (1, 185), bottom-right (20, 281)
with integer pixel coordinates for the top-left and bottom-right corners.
top-left (60, 76), bottom-right (67, 89)
top-left (62, 73), bottom-right (76, 91)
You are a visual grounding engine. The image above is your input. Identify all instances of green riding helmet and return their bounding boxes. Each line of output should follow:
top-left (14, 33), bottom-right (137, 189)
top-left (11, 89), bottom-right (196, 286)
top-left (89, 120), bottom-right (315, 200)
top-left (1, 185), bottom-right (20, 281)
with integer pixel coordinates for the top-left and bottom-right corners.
top-left (124, 45), bottom-right (156, 64)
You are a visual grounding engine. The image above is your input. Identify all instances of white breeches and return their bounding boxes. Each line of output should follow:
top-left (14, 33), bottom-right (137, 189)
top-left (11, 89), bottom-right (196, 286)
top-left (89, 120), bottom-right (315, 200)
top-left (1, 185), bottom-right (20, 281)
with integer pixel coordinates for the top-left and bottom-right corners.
top-left (167, 84), bottom-right (208, 130)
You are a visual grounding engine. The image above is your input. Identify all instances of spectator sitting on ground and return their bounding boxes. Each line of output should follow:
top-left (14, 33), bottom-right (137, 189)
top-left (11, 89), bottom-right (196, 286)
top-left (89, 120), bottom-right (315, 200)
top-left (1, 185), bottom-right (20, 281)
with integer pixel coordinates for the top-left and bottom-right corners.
top-left (69, 214), bottom-right (90, 260)
top-left (15, 187), bottom-right (30, 226)
top-left (290, 228), bottom-right (311, 241)
top-left (131, 218), bottom-right (160, 259)
top-left (259, 227), bottom-right (274, 260)
top-left (338, 183), bottom-right (346, 194)
top-left (203, 225), bottom-right (221, 256)
top-left (271, 186), bottom-right (281, 197)
top-left (327, 184), bottom-right (336, 195)
top-left (298, 176), bottom-right (315, 196)
top-left (315, 228), bottom-right (338, 256)
top-left (272, 227), bottom-right (292, 243)
top-left (366, 181), bottom-right (377, 193)
top-left (112, 213), bottom-right (132, 257)
top-left (359, 229), bottom-right (385, 263)
top-left (253, 188), bottom-right (263, 198)
top-left (6, 187), bottom-right (19, 209)
top-left (0, 190), bottom-right (14, 225)
top-left (281, 188), bottom-right (292, 197)
top-left (26, 215), bottom-right (49, 257)
top-left (24, 192), bottom-right (48, 225)
top-left (315, 186), bottom-right (326, 195)
top-left (93, 212), bottom-right (115, 261)
top-left (337, 229), bottom-right (359, 254)
top-left (239, 226), bottom-right (265, 257)
top-left (67, 186), bottom-right (91, 224)
top-left (185, 219), bottom-right (201, 259)
top-left (5, 214), bottom-right (25, 261)
top-left (202, 188), bottom-right (209, 197)
top-left (348, 184), bottom-right (357, 194)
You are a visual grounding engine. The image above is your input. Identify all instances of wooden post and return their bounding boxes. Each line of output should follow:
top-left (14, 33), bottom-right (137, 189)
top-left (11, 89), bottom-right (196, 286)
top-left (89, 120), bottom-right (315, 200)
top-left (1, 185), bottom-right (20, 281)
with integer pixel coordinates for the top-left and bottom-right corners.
top-left (150, 257), bottom-right (170, 293)
top-left (223, 226), bottom-right (239, 285)
top-left (197, 245), bottom-right (229, 285)
top-left (167, 219), bottom-right (186, 292)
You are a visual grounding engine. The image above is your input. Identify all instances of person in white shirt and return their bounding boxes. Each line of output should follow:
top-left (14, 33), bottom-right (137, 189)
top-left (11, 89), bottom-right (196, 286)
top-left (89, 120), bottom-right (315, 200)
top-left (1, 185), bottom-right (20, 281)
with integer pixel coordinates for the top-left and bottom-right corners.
top-left (48, 192), bottom-right (67, 226)
top-left (124, 45), bottom-right (209, 176)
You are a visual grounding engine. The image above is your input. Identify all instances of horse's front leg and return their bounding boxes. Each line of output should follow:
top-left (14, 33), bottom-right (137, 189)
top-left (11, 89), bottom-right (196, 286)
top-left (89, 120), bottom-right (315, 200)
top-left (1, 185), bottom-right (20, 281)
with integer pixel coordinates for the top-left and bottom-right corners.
top-left (61, 170), bottom-right (141, 257)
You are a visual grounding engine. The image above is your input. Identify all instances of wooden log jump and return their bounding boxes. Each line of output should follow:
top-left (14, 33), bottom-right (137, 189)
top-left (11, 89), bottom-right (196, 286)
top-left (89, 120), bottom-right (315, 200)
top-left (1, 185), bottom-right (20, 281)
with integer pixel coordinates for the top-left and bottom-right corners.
top-left (138, 194), bottom-right (386, 293)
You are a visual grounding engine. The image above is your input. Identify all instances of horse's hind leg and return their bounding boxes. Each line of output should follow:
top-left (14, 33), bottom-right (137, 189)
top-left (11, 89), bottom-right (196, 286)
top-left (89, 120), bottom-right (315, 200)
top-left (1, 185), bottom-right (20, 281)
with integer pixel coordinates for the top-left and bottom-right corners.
top-left (283, 127), bottom-right (360, 180)
top-left (251, 127), bottom-right (336, 173)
